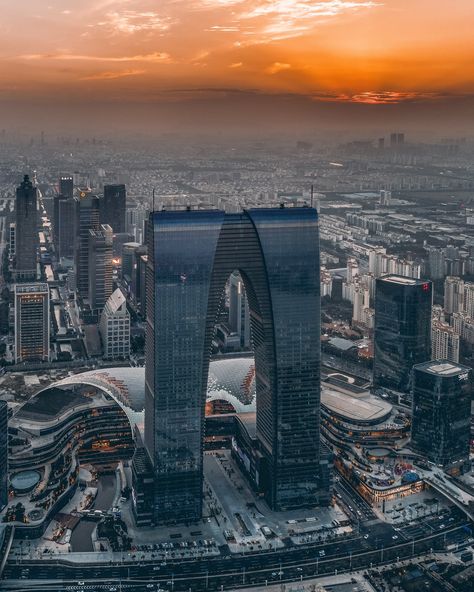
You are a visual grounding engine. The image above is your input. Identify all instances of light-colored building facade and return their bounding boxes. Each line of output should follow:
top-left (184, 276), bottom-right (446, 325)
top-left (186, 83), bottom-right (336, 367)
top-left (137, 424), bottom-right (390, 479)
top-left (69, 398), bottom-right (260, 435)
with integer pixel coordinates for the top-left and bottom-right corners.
top-left (14, 283), bottom-right (50, 363)
top-left (99, 288), bottom-right (130, 360)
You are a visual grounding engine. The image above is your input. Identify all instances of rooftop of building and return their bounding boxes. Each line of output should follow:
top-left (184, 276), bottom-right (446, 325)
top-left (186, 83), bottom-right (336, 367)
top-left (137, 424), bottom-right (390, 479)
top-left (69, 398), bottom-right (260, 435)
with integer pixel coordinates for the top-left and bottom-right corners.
top-left (414, 359), bottom-right (471, 377)
top-left (14, 283), bottom-right (49, 294)
top-left (321, 386), bottom-right (392, 424)
top-left (379, 274), bottom-right (427, 286)
top-left (103, 288), bottom-right (127, 315)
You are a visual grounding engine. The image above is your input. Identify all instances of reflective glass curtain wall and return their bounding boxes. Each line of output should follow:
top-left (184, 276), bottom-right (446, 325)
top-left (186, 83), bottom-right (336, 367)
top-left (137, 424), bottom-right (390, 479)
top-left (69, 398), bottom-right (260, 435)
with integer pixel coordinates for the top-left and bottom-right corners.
top-left (145, 207), bottom-right (322, 523)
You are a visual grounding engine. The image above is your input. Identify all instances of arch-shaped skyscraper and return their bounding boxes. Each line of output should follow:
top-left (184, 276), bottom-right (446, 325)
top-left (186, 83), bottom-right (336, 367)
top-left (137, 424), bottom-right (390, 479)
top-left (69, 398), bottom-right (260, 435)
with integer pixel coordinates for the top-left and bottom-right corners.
top-left (144, 206), bottom-right (323, 524)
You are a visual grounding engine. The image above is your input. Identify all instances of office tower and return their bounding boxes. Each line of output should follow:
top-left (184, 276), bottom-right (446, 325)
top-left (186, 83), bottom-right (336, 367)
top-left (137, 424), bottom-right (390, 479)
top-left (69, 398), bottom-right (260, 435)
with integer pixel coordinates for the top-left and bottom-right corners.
top-left (378, 137), bottom-right (385, 150)
top-left (14, 175), bottom-right (38, 281)
top-left (54, 192), bottom-right (76, 260)
top-left (99, 288), bottom-right (130, 360)
top-left (100, 184), bottom-right (126, 233)
top-left (121, 242), bottom-right (141, 282)
top-left (390, 133), bottom-right (398, 147)
top-left (59, 176), bottom-right (74, 198)
top-left (411, 361), bottom-right (471, 474)
top-left (54, 177), bottom-right (73, 248)
top-left (74, 191), bottom-right (100, 298)
top-left (88, 224), bottom-right (113, 312)
top-left (228, 272), bottom-right (250, 348)
top-left (431, 320), bottom-right (460, 363)
top-left (144, 206), bottom-right (322, 524)
top-left (0, 400), bottom-right (7, 511)
top-left (444, 276), bottom-right (464, 315)
top-left (131, 247), bottom-right (147, 314)
top-left (397, 133), bottom-right (405, 145)
top-left (14, 283), bottom-right (50, 363)
top-left (373, 275), bottom-right (432, 393)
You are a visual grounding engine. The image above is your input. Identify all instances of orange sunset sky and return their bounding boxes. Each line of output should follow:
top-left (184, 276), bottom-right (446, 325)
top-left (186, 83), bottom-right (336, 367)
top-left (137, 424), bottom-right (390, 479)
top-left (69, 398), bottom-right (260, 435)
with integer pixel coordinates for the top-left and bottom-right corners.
top-left (1, 1), bottom-right (474, 133)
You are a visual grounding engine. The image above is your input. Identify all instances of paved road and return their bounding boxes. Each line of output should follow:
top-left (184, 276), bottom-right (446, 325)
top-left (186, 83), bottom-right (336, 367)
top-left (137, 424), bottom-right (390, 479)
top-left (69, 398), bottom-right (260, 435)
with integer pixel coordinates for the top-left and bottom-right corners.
top-left (3, 522), bottom-right (471, 591)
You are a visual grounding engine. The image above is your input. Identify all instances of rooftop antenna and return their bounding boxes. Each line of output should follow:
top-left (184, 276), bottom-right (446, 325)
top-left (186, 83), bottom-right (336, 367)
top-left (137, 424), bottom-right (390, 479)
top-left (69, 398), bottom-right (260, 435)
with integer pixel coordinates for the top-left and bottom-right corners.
top-left (311, 184), bottom-right (314, 208)
top-left (152, 187), bottom-right (155, 212)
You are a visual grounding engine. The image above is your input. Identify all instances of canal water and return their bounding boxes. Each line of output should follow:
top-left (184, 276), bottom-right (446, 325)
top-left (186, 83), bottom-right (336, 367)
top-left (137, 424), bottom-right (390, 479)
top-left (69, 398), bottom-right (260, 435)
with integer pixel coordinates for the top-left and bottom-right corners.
top-left (70, 472), bottom-right (116, 552)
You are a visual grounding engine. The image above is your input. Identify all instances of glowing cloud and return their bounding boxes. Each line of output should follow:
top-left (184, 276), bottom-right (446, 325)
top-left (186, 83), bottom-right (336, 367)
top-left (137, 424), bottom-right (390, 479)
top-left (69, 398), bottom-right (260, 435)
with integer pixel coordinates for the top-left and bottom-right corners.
top-left (19, 52), bottom-right (172, 63)
top-left (80, 69), bottom-right (146, 81)
top-left (266, 62), bottom-right (291, 74)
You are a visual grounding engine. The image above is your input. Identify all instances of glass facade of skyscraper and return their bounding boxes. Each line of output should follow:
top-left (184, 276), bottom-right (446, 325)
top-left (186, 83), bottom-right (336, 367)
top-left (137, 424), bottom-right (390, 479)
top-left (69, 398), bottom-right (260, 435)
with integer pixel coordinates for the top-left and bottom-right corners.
top-left (411, 361), bottom-right (471, 474)
top-left (373, 275), bottom-right (432, 394)
top-left (145, 207), bottom-right (322, 523)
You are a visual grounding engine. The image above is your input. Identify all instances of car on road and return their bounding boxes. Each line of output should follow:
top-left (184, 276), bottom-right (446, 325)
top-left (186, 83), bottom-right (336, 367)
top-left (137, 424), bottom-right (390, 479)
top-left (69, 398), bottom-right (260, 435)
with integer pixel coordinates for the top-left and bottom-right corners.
top-left (392, 535), bottom-right (399, 540)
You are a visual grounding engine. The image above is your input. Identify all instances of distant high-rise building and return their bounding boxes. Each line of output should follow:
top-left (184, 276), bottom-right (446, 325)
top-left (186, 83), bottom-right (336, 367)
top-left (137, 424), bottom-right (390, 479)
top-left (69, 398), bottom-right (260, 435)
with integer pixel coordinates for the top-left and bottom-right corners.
top-left (14, 283), bottom-right (50, 363)
top-left (126, 205), bottom-right (149, 243)
top-left (353, 286), bottom-right (370, 325)
top-left (444, 276), bottom-right (464, 315)
top-left (431, 320), bottom-right (460, 363)
top-left (14, 175), bottom-right (38, 281)
top-left (397, 133), bottom-right (405, 145)
top-left (378, 137), bottom-right (385, 150)
top-left (464, 282), bottom-right (474, 318)
top-left (121, 242), bottom-right (141, 282)
top-left (88, 224), bottom-right (113, 312)
top-left (445, 258), bottom-right (463, 277)
top-left (228, 272), bottom-right (250, 349)
top-left (0, 400), bottom-right (7, 511)
top-left (131, 247), bottom-right (147, 314)
top-left (427, 247), bottom-right (446, 280)
top-left (143, 207), bottom-right (324, 524)
top-left (379, 190), bottom-right (391, 206)
top-left (373, 275), bottom-right (432, 393)
top-left (9, 222), bottom-right (16, 258)
top-left (74, 191), bottom-right (100, 299)
top-left (99, 288), bottom-right (130, 360)
top-left (390, 133), bottom-right (398, 147)
top-left (54, 186), bottom-right (76, 260)
top-left (411, 360), bottom-right (471, 474)
top-left (100, 184), bottom-right (126, 233)
top-left (59, 176), bottom-right (74, 199)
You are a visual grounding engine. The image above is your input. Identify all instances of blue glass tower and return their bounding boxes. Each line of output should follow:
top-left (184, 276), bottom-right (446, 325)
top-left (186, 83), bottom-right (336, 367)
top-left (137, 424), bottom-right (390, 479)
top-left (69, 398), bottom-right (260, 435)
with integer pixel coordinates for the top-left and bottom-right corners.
top-left (144, 206), bottom-right (322, 523)
top-left (373, 275), bottom-right (432, 394)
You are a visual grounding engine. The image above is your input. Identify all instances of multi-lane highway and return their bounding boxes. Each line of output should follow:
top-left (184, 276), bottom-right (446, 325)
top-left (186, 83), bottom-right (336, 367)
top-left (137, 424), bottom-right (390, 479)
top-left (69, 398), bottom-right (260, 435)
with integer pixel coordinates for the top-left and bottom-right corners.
top-left (2, 517), bottom-right (471, 591)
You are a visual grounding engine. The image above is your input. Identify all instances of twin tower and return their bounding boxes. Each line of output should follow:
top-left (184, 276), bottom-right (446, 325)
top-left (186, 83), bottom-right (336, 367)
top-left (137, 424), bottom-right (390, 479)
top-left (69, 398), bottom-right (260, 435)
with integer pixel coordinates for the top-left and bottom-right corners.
top-left (144, 206), bottom-right (324, 524)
